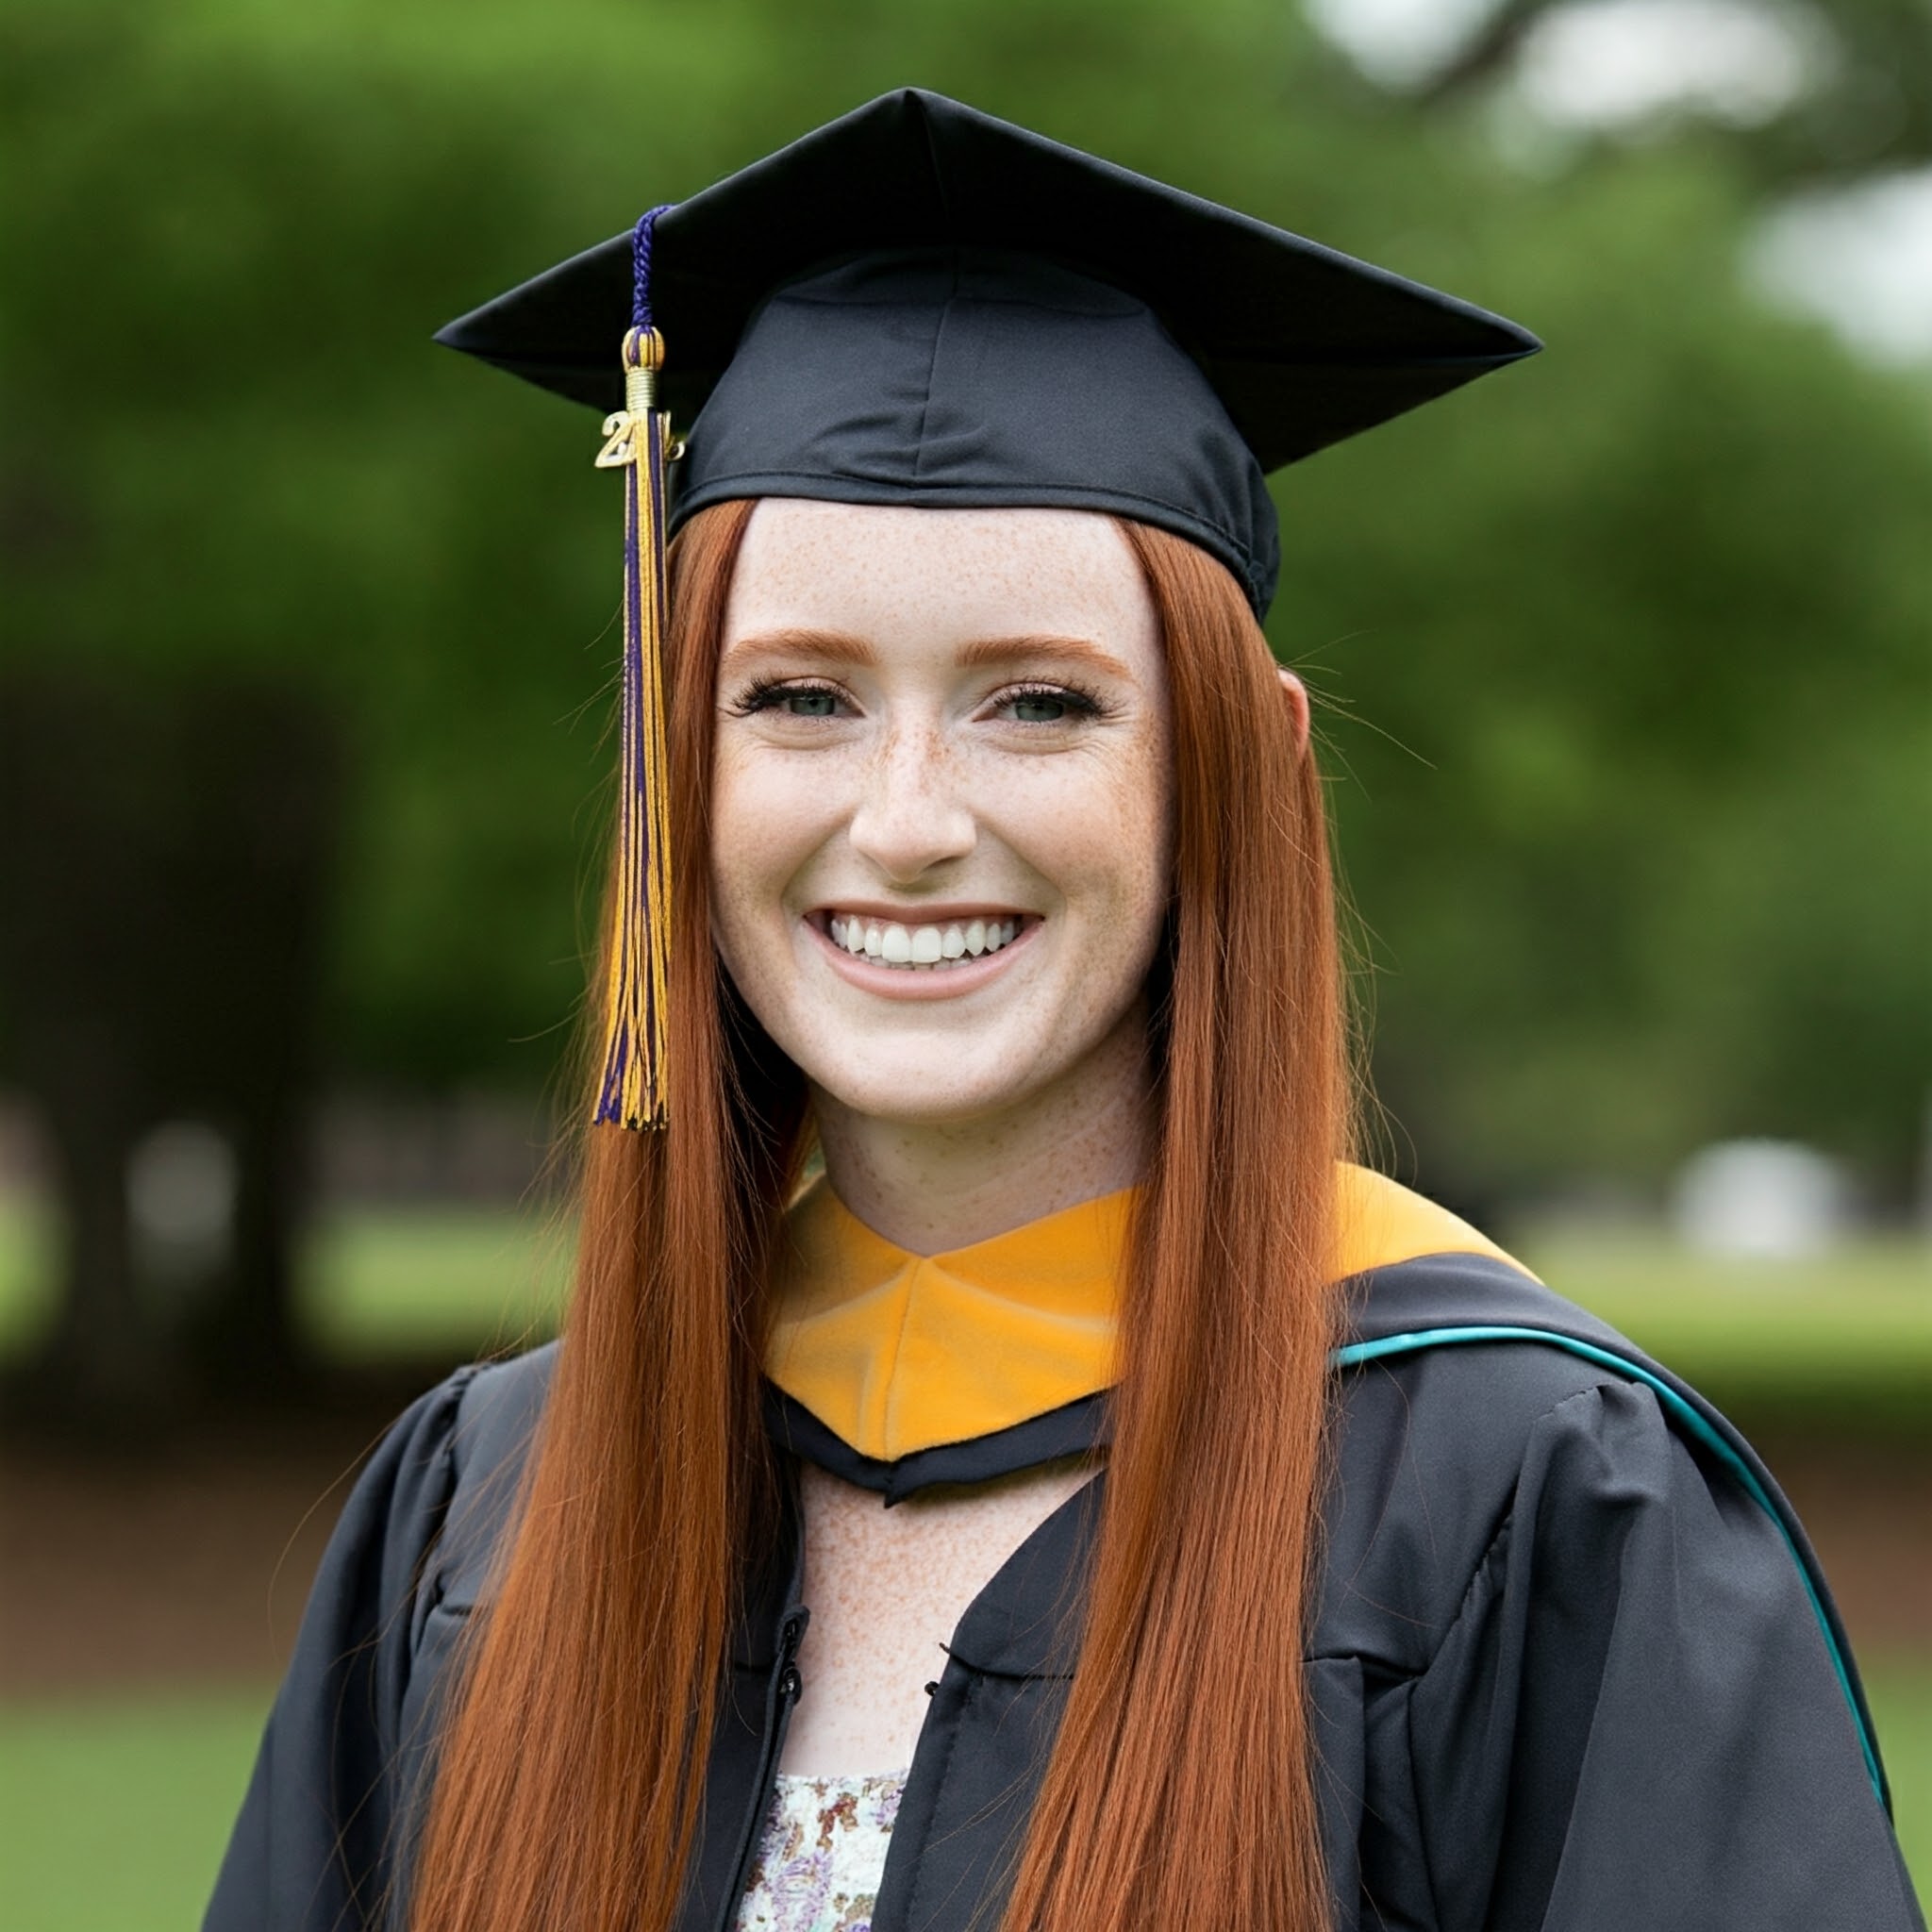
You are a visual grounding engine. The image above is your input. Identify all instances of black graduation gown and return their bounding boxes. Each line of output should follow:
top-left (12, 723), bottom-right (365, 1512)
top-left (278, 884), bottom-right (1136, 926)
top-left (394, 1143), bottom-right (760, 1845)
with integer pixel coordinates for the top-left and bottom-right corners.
top-left (204, 1250), bottom-right (1924, 1932)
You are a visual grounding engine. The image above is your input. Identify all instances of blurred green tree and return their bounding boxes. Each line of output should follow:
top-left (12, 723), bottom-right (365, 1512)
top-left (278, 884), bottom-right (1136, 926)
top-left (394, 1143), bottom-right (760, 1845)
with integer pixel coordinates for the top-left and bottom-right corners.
top-left (1411, 0), bottom-right (1932, 189)
top-left (0, 0), bottom-right (1925, 1401)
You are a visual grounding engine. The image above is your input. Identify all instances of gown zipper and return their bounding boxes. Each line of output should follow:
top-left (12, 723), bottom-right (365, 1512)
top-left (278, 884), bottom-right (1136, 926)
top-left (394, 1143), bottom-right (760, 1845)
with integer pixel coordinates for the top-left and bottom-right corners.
top-left (714, 1603), bottom-right (809, 1932)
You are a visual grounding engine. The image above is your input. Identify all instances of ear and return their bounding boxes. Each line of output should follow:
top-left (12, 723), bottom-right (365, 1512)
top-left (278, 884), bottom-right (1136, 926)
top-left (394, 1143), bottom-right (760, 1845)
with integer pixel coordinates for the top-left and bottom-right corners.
top-left (1275, 665), bottom-right (1310, 758)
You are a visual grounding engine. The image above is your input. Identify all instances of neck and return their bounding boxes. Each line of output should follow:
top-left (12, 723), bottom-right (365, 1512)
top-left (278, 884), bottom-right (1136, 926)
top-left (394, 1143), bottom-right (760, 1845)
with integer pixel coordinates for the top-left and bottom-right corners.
top-left (809, 1005), bottom-right (1152, 1255)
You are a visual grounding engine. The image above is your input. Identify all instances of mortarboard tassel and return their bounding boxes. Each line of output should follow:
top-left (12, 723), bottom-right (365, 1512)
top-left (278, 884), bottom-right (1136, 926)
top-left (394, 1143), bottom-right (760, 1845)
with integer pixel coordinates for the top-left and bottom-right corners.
top-left (591, 207), bottom-right (678, 1128)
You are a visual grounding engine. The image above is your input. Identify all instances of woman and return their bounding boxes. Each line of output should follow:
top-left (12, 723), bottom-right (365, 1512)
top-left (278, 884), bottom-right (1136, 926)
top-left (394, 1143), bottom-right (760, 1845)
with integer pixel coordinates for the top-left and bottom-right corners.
top-left (206, 92), bottom-right (1921, 1932)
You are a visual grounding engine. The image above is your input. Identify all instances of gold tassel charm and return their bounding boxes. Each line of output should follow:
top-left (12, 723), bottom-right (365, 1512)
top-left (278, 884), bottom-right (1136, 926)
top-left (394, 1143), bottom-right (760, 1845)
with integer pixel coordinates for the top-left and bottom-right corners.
top-left (592, 212), bottom-right (676, 1128)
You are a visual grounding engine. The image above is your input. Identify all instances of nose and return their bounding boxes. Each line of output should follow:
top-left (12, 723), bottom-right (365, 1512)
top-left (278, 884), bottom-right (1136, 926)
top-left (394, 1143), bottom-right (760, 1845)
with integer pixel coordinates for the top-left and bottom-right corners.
top-left (845, 723), bottom-right (977, 884)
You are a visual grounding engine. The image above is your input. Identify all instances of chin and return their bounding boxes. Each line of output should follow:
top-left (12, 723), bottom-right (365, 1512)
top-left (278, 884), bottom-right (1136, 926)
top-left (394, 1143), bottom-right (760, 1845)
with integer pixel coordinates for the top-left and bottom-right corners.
top-left (810, 1070), bottom-right (1042, 1128)
top-left (802, 1035), bottom-right (1072, 1127)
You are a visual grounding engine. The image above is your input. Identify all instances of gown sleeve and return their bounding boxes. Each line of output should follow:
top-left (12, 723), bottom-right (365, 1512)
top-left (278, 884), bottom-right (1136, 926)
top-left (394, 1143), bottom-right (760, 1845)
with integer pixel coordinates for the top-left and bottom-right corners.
top-left (203, 1365), bottom-right (479, 1932)
top-left (1406, 1376), bottom-right (1923, 1932)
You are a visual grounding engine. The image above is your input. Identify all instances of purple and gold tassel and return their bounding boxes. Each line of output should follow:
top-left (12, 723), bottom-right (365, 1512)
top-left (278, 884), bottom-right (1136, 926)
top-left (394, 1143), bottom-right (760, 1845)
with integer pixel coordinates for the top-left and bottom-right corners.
top-left (591, 208), bottom-right (676, 1128)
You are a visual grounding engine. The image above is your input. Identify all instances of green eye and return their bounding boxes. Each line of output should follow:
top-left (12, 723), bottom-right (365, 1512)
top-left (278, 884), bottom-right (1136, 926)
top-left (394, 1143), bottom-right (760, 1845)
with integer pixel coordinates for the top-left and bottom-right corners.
top-left (1011, 693), bottom-right (1068, 723)
top-left (785, 690), bottom-right (838, 717)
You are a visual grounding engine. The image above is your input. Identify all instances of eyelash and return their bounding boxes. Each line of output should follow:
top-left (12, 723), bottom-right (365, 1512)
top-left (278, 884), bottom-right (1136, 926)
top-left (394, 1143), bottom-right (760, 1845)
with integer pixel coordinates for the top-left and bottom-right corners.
top-left (730, 676), bottom-right (846, 718)
top-left (728, 676), bottom-right (1114, 723)
top-left (999, 679), bottom-right (1110, 723)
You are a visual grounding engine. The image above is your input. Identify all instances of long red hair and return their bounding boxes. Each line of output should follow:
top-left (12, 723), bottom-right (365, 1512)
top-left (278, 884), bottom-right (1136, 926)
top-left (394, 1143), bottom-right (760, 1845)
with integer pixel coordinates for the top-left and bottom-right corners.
top-left (408, 504), bottom-right (1346, 1932)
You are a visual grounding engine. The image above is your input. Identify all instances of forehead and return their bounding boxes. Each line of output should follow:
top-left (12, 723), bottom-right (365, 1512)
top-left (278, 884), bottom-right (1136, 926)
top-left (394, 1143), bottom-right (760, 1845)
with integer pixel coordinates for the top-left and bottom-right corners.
top-left (723, 500), bottom-right (1158, 656)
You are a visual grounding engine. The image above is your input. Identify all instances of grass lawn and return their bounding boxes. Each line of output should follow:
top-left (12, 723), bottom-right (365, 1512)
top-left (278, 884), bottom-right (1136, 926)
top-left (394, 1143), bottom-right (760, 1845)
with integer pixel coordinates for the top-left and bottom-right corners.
top-left (1512, 1227), bottom-right (1932, 1430)
top-left (1882, 1664), bottom-right (1932, 1887)
top-left (2, 1664), bottom-right (1926, 1929)
top-left (298, 1204), bottom-right (573, 1357)
top-left (0, 1195), bottom-right (573, 1364)
top-left (1, 1688), bottom-right (273, 1932)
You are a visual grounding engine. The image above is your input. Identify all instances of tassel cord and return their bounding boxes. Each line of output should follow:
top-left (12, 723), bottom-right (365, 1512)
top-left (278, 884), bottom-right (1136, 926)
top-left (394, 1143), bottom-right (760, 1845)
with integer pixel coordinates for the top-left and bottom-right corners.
top-left (593, 289), bottom-right (675, 1127)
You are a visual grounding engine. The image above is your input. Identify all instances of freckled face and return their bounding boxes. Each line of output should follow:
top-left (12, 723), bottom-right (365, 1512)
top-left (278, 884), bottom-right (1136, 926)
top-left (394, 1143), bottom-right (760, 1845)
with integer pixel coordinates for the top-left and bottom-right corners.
top-left (710, 500), bottom-right (1174, 1127)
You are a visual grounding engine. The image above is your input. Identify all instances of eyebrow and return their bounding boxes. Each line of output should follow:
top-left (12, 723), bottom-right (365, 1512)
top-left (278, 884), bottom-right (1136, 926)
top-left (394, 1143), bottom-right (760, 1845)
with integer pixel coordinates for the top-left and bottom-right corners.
top-left (720, 627), bottom-right (880, 670)
top-left (957, 634), bottom-right (1137, 682)
top-left (721, 626), bottom-right (1135, 682)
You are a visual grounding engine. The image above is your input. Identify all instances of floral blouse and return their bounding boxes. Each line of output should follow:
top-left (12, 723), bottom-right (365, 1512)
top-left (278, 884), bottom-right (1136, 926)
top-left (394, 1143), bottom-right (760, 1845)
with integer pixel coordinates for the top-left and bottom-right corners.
top-left (735, 1769), bottom-right (908, 1932)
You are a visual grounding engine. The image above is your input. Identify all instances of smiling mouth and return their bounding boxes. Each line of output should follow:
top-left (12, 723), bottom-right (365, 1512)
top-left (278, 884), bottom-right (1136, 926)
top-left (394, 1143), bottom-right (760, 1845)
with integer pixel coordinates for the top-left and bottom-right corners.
top-left (821, 911), bottom-right (1028, 973)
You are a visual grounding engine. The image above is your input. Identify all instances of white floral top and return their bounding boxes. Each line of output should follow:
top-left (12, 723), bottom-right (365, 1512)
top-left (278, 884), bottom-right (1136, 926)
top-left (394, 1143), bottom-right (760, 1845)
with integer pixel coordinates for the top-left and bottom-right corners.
top-left (735, 1769), bottom-right (908, 1932)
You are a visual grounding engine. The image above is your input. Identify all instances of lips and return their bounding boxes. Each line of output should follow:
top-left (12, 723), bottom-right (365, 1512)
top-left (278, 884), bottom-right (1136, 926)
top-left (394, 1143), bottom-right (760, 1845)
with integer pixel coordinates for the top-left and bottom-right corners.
top-left (824, 912), bottom-right (1024, 972)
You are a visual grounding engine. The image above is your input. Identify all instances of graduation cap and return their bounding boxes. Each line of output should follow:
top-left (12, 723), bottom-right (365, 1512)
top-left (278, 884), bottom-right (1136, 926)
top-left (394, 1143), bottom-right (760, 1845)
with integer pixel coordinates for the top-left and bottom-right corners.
top-left (436, 88), bottom-right (1539, 1129)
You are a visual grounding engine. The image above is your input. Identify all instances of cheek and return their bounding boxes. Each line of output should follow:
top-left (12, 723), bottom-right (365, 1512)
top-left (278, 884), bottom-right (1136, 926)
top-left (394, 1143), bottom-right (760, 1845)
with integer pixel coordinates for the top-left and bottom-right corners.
top-left (991, 735), bottom-right (1174, 959)
top-left (1085, 722), bottom-right (1177, 964)
top-left (708, 744), bottom-right (828, 946)
top-left (1088, 791), bottom-right (1174, 969)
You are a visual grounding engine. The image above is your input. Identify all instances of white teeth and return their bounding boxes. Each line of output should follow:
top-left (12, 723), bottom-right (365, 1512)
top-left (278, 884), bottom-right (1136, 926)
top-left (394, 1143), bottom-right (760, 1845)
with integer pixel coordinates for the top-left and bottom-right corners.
top-left (827, 913), bottom-right (1026, 969)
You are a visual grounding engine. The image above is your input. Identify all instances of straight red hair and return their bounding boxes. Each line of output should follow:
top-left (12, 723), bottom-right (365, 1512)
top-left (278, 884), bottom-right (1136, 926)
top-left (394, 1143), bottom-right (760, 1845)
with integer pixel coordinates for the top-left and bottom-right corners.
top-left (408, 505), bottom-right (1345, 1932)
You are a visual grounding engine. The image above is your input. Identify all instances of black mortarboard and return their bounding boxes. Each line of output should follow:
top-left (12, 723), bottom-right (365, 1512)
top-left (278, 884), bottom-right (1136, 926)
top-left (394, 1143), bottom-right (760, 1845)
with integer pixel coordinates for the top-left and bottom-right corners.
top-left (438, 87), bottom-right (1538, 619)
top-left (434, 89), bottom-right (1539, 1126)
